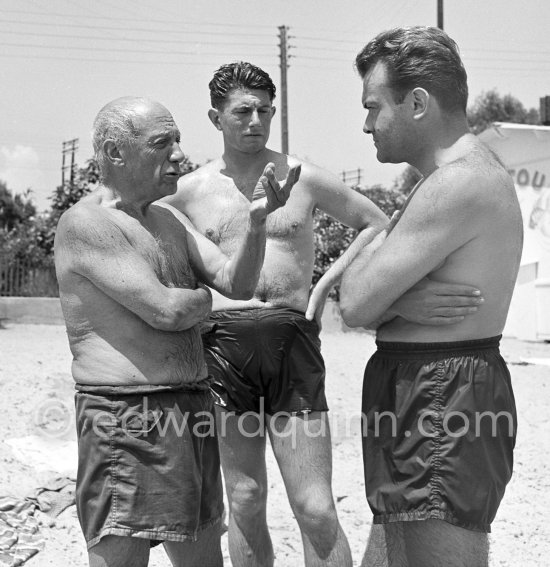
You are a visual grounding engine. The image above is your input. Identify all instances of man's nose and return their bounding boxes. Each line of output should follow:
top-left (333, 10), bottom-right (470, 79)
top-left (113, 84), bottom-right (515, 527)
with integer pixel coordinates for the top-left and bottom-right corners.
top-left (249, 111), bottom-right (261, 126)
top-left (170, 142), bottom-right (185, 162)
top-left (363, 118), bottom-right (372, 134)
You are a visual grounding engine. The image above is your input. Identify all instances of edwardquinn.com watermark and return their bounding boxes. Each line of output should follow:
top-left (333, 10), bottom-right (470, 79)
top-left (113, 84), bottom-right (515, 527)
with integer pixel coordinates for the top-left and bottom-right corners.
top-left (32, 395), bottom-right (515, 447)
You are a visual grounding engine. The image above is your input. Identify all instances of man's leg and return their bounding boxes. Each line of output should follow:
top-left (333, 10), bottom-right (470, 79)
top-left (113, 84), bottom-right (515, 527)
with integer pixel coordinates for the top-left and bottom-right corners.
top-left (361, 523), bottom-right (407, 567)
top-left (268, 411), bottom-right (352, 567)
top-left (163, 522), bottom-right (223, 567)
top-left (88, 536), bottom-right (150, 567)
top-left (361, 520), bottom-right (489, 567)
top-left (216, 406), bottom-right (274, 567)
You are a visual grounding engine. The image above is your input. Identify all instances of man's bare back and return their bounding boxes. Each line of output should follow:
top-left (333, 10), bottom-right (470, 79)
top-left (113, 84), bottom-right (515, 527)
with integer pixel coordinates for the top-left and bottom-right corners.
top-left (56, 189), bottom-right (207, 387)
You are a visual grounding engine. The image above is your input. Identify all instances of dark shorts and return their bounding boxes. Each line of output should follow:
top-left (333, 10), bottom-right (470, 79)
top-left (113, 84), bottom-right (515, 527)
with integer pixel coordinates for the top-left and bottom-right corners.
top-left (74, 383), bottom-right (223, 549)
top-left (362, 336), bottom-right (516, 533)
top-left (201, 307), bottom-right (328, 415)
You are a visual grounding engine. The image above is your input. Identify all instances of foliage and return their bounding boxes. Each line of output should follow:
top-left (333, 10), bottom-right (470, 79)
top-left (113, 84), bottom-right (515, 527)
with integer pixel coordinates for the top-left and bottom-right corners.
top-left (313, 184), bottom-right (407, 299)
top-left (1, 154), bottom-right (200, 268)
top-left (392, 165), bottom-right (422, 196)
top-left (0, 181), bottom-right (36, 231)
top-left (467, 89), bottom-right (540, 135)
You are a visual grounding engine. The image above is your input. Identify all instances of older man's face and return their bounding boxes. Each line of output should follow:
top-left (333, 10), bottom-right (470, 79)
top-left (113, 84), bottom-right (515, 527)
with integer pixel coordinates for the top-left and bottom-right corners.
top-left (124, 102), bottom-right (185, 200)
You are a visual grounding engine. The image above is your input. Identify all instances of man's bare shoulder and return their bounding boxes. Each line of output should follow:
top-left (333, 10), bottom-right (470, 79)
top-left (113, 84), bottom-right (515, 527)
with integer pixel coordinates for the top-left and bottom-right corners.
top-left (55, 200), bottom-right (126, 254)
top-left (424, 144), bottom-right (511, 208)
top-left (165, 160), bottom-right (224, 209)
top-left (180, 160), bottom-right (224, 187)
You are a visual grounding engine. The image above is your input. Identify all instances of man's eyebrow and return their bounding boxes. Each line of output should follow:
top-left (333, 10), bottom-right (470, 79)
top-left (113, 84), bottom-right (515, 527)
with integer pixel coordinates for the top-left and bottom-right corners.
top-left (148, 129), bottom-right (180, 142)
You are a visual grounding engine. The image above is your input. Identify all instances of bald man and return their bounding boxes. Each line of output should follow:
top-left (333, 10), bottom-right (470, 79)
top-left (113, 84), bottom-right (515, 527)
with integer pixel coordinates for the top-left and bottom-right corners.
top-left (54, 96), bottom-right (299, 567)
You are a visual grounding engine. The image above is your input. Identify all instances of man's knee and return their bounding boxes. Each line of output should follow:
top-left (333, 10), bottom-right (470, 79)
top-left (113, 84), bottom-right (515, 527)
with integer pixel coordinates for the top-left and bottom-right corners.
top-left (88, 535), bottom-right (150, 567)
top-left (292, 490), bottom-right (339, 536)
top-left (228, 478), bottom-right (268, 519)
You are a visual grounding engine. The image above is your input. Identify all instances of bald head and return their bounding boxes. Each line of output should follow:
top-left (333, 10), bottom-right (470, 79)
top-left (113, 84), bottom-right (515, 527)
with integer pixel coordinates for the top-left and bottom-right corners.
top-left (92, 96), bottom-right (171, 179)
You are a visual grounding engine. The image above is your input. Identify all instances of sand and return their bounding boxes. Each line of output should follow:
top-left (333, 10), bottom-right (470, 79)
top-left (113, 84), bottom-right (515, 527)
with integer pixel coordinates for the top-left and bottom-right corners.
top-left (0, 323), bottom-right (549, 566)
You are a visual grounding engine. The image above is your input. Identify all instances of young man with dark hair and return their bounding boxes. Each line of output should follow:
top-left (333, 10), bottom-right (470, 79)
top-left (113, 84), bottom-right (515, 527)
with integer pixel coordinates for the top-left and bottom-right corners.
top-left (340, 27), bottom-right (522, 566)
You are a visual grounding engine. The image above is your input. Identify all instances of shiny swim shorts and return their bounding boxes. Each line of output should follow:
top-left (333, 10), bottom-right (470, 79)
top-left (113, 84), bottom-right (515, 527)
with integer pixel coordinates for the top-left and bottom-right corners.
top-left (201, 307), bottom-right (328, 415)
top-left (362, 336), bottom-right (516, 533)
top-left (74, 383), bottom-right (223, 549)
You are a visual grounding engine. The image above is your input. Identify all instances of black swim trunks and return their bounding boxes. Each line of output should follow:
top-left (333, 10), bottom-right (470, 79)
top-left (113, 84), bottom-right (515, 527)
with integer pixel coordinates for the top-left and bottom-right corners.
top-left (362, 336), bottom-right (516, 533)
top-left (74, 383), bottom-right (223, 549)
top-left (201, 307), bottom-right (328, 415)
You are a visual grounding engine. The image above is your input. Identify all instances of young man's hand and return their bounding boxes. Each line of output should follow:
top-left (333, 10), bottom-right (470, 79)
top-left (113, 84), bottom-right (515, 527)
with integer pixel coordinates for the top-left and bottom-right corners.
top-left (250, 163), bottom-right (301, 220)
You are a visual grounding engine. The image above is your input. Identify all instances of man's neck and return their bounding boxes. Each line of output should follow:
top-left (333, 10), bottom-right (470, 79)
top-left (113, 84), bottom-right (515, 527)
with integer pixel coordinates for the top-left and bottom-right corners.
top-left (221, 146), bottom-right (274, 176)
top-left (413, 119), bottom-right (471, 176)
top-left (98, 183), bottom-right (151, 219)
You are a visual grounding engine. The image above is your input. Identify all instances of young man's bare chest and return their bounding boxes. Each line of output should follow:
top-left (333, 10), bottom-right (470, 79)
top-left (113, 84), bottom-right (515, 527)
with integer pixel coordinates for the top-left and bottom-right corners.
top-left (188, 176), bottom-right (315, 251)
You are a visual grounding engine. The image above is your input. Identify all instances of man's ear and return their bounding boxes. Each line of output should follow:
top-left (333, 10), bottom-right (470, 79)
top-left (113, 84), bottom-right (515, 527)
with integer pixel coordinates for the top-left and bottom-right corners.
top-left (208, 108), bottom-right (222, 131)
top-left (103, 140), bottom-right (124, 166)
top-left (271, 105), bottom-right (277, 118)
top-left (411, 87), bottom-right (429, 120)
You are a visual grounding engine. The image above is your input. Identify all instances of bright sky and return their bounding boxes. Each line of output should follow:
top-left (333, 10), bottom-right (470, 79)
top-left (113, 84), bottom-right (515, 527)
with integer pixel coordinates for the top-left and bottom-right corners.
top-left (1, 0), bottom-right (549, 211)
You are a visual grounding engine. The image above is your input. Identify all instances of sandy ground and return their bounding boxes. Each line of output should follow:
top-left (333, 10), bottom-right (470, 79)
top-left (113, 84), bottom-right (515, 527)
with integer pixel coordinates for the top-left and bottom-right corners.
top-left (0, 323), bottom-right (549, 566)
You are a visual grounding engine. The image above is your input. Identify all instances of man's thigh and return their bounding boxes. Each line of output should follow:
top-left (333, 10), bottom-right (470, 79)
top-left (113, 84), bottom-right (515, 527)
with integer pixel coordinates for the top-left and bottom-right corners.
top-left (88, 535), bottom-right (150, 567)
top-left (163, 522), bottom-right (223, 567)
top-left (362, 520), bottom-right (489, 567)
top-left (267, 411), bottom-right (334, 500)
top-left (215, 407), bottom-right (268, 497)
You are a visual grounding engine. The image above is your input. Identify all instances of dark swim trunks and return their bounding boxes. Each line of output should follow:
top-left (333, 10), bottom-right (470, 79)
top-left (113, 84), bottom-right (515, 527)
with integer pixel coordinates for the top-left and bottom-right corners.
top-left (74, 383), bottom-right (223, 549)
top-left (362, 336), bottom-right (516, 533)
top-left (201, 307), bottom-right (328, 415)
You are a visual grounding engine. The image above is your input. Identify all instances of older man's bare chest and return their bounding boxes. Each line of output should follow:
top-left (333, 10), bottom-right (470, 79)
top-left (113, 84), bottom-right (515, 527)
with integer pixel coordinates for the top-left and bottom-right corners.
top-left (121, 209), bottom-right (196, 289)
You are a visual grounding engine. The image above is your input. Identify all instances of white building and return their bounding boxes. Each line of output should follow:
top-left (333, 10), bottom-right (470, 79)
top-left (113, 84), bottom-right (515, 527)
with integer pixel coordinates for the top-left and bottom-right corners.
top-left (479, 123), bottom-right (550, 341)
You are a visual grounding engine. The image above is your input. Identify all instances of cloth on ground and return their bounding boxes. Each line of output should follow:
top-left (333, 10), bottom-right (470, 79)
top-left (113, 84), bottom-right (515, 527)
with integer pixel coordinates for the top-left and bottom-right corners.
top-left (0, 477), bottom-right (75, 567)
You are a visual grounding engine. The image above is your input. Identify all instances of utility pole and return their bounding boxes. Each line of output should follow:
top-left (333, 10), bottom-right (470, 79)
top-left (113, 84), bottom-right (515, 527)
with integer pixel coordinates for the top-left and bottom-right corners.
top-left (278, 25), bottom-right (290, 154)
top-left (61, 138), bottom-right (79, 186)
top-left (437, 0), bottom-right (444, 29)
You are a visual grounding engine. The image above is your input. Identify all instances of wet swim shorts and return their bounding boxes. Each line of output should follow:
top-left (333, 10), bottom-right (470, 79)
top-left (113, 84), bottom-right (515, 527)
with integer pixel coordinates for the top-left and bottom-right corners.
top-left (201, 307), bottom-right (328, 415)
top-left (74, 383), bottom-right (223, 549)
top-left (362, 336), bottom-right (516, 533)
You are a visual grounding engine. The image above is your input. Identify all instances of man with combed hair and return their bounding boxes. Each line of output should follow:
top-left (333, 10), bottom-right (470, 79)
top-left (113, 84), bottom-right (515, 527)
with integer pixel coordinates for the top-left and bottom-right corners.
top-left (164, 61), bottom-right (485, 567)
top-left (54, 96), bottom-right (299, 567)
top-left (340, 27), bottom-right (522, 566)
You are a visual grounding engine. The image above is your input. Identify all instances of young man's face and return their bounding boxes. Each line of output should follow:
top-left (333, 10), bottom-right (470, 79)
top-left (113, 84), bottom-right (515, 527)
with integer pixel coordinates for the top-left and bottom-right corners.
top-left (212, 88), bottom-right (275, 154)
top-left (123, 102), bottom-right (184, 199)
top-left (361, 61), bottom-right (412, 165)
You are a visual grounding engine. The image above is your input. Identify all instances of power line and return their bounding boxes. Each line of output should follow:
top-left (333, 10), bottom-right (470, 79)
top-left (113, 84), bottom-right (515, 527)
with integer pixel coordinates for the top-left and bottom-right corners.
top-left (0, 8), bottom-right (275, 29)
top-left (0, 52), bottom-right (266, 65)
top-left (0, 40), bottom-right (275, 58)
top-left (0, 17), bottom-right (273, 38)
top-left (0, 28), bottom-right (275, 48)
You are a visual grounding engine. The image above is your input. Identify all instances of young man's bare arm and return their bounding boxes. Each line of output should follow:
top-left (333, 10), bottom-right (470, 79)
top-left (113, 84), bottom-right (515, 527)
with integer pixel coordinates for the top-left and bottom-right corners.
top-left (55, 207), bottom-right (211, 332)
top-left (301, 164), bottom-right (387, 321)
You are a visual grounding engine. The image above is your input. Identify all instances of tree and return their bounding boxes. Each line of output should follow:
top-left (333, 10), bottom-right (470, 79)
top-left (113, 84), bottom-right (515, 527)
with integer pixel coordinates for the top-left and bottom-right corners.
top-left (468, 89), bottom-right (539, 135)
top-left (0, 182), bottom-right (36, 231)
top-left (392, 165), bottom-right (422, 196)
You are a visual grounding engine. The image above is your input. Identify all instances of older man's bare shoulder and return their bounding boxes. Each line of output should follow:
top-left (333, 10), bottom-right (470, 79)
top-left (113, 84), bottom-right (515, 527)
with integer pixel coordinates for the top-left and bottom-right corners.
top-left (55, 198), bottom-right (129, 263)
